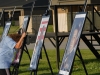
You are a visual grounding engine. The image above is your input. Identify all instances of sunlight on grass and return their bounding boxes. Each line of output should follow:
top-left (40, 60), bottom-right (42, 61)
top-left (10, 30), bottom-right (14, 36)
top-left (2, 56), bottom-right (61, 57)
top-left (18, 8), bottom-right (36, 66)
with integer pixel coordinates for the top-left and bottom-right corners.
top-left (0, 26), bottom-right (3, 35)
top-left (0, 25), bottom-right (20, 35)
top-left (47, 25), bottom-right (53, 32)
top-left (10, 49), bottom-right (100, 75)
top-left (0, 25), bottom-right (53, 35)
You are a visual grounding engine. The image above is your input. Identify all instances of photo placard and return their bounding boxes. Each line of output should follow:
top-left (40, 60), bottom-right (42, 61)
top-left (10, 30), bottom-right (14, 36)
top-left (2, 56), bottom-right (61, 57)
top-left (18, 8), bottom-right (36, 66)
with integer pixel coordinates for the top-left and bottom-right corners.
top-left (12, 16), bottom-right (30, 63)
top-left (1, 21), bottom-right (11, 40)
top-left (22, 16), bottom-right (30, 32)
top-left (59, 12), bottom-right (87, 75)
top-left (29, 15), bottom-right (50, 70)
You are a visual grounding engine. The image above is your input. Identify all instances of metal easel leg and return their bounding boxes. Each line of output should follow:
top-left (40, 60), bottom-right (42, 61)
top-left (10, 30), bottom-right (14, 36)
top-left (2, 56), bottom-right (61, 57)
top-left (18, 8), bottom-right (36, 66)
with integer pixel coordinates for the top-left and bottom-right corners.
top-left (76, 47), bottom-right (88, 75)
top-left (43, 43), bottom-right (54, 75)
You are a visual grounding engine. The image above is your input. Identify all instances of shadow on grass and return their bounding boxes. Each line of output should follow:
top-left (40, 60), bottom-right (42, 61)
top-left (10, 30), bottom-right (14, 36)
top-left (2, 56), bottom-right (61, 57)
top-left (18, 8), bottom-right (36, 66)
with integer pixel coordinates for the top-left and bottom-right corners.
top-left (73, 58), bottom-right (100, 75)
top-left (18, 69), bottom-right (58, 75)
top-left (20, 63), bottom-right (29, 66)
top-left (38, 72), bottom-right (58, 75)
top-left (17, 63), bottom-right (58, 75)
top-left (11, 57), bottom-right (100, 75)
top-left (18, 70), bottom-right (30, 74)
top-left (75, 58), bottom-right (100, 65)
top-left (89, 73), bottom-right (100, 75)
top-left (84, 59), bottom-right (100, 63)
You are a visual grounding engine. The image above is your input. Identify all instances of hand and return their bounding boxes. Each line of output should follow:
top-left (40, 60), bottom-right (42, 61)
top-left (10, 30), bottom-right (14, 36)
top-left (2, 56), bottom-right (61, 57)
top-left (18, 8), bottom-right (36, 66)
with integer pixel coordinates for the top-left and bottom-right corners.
top-left (22, 32), bottom-right (27, 38)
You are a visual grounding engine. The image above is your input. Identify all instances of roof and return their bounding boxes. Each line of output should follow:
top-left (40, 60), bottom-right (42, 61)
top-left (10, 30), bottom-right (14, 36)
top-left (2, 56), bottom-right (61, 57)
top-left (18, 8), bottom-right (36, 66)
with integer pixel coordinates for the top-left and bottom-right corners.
top-left (51, 0), bottom-right (100, 5)
top-left (0, 0), bottom-right (100, 8)
top-left (0, 0), bottom-right (49, 7)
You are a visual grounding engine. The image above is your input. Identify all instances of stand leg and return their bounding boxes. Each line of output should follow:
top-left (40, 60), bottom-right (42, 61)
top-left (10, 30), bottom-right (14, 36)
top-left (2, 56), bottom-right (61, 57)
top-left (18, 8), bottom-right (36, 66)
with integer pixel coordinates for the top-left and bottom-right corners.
top-left (43, 43), bottom-right (54, 75)
top-left (30, 70), bottom-right (37, 75)
top-left (11, 44), bottom-right (31, 75)
top-left (69, 47), bottom-right (88, 75)
top-left (29, 43), bottom-right (54, 75)
top-left (76, 47), bottom-right (88, 75)
top-left (24, 45), bottom-right (31, 60)
top-left (34, 71), bottom-right (37, 75)
top-left (30, 71), bottom-right (33, 75)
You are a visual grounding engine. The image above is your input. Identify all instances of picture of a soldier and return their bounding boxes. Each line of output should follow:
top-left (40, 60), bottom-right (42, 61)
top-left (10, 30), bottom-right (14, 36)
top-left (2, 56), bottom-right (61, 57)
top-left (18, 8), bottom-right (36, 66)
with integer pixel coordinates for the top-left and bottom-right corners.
top-left (60, 21), bottom-right (82, 72)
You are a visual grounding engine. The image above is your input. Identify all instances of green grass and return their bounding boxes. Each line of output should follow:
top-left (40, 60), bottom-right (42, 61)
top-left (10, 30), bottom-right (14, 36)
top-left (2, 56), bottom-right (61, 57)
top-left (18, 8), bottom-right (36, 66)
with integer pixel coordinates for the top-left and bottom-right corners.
top-left (11, 49), bottom-right (100, 75)
top-left (0, 25), bottom-right (53, 35)
top-left (47, 25), bottom-right (53, 32)
top-left (0, 25), bottom-right (20, 35)
top-left (0, 26), bottom-right (3, 35)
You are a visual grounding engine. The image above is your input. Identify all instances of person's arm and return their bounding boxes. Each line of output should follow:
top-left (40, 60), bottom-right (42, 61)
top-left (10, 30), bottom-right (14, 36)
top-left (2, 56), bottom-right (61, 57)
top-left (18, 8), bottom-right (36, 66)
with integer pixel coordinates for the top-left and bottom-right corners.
top-left (15, 32), bottom-right (26, 49)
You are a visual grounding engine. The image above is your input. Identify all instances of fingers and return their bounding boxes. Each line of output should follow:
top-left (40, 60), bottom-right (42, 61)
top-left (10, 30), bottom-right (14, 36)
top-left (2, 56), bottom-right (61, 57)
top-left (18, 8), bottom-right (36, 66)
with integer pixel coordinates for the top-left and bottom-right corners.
top-left (22, 32), bottom-right (27, 38)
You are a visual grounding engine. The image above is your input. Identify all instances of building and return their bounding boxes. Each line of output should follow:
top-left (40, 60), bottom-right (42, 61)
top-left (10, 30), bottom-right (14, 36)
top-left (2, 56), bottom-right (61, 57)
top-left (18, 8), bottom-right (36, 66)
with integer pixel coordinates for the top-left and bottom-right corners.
top-left (0, 0), bottom-right (53, 33)
top-left (1, 0), bottom-right (100, 33)
top-left (51, 0), bottom-right (100, 32)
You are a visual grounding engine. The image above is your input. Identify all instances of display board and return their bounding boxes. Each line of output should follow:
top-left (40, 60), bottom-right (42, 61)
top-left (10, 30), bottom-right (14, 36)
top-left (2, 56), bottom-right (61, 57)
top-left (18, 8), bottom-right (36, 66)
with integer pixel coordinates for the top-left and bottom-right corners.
top-left (58, 12), bottom-right (87, 75)
top-left (0, 7), bottom-right (16, 41)
top-left (22, 16), bottom-right (30, 32)
top-left (12, 16), bottom-right (30, 63)
top-left (29, 15), bottom-right (50, 70)
top-left (1, 21), bottom-right (11, 40)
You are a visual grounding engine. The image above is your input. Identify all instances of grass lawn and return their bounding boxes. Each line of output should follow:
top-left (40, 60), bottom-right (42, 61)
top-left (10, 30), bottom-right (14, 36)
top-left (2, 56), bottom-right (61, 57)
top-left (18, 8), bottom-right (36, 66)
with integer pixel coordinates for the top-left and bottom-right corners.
top-left (0, 25), bottom-right (53, 35)
top-left (12, 49), bottom-right (100, 75)
top-left (0, 26), bottom-right (3, 35)
top-left (0, 25), bottom-right (20, 35)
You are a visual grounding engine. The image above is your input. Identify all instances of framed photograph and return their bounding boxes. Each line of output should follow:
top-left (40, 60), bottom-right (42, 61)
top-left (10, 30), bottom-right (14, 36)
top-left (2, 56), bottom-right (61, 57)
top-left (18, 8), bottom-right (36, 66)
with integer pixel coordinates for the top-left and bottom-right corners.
top-left (59, 12), bottom-right (87, 75)
top-left (1, 21), bottom-right (11, 40)
top-left (22, 16), bottom-right (30, 32)
top-left (29, 15), bottom-right (50, 70)
top-left (12, 16), bottom-right (30, 63)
